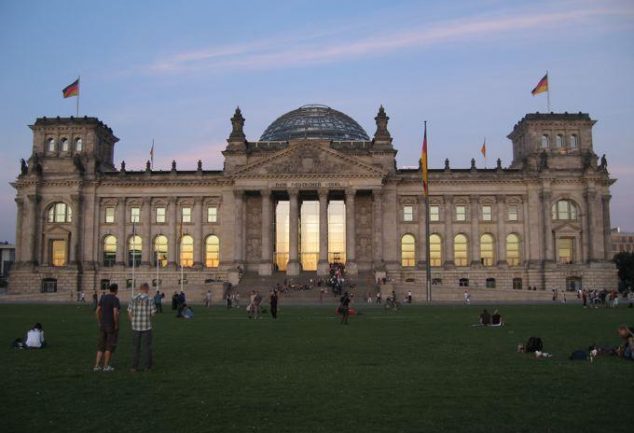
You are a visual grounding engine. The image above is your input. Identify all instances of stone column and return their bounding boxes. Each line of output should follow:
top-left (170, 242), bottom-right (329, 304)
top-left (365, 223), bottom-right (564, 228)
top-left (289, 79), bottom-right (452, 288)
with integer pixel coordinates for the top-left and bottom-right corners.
top-left (259, 189), bottom-right (273, 276)
top-left (601, 195), bottom-right (612, 260)
top-left (443, 195), bottom-right (454, 267)
top-left (584, 190), bottom-right (595, 263)
top-left (287, 189), bottom-right (300, 275)
top-left (496, 195), bottom-right (507, 265)
top-left (540, 191), bottom-right (553, 262)
top-left (317, 189), bottom-right (330, 276)
top-left (142, 197), bottom-right (151, 266)
top-left (470, 195), bottom-right (480, 266)
top-left (24, 194), bottom-right (40, 265)
top-left (233, 190), bottom-right (244, 266)
top-left (15, 198), bottom-right (24, 263)
top-left (194, 198), bottom-right (203, 268)
top-left (345, 188), bottom-right (358, 275)
top-left (417, 196), bottom-right (427, 268)
top-left (372, 189), bottom-right (384, 269)
top-left (167, 198), bottom-right (177, 267)
top-left (116, 198), bottom-right (126, 265)
top-left (70, 194), bottom-right (83, 264)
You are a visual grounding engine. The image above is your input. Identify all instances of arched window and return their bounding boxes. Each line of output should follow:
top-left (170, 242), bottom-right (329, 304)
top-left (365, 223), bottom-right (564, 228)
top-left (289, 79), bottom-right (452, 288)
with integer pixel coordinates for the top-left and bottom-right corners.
top-left (103, 235), bottom-right (117, 267)
top-left (205, 235), bottom-right (220, 268)
top-left (556, 134), bottom-right (563, 148)
top-left (154, 235), bottom-right (168, 267)
top-left (506, 234), bottom-right (521, 266)
top-left (128, 235), bottom-right (142, 267)
top-left (551, 200), bottom-right (577, 221)
top-left (569, 134), bottom-right (577, 149)
top-left (454, 234), bottom-right (468, 267)
top-left (47, 138), bottom-right (56, 152)
top-left (429, 234), bottom-right (442, 267)
top-left (540, 135), bottom-right (549, 149)
top-left (75, 137), bottom-right (83, 152)
top-left (180, 235), bottom-right (194, 268)
top-left (47, 202), bottom-right (72, 223)
top-left (61, 137), bottom-right (69, 152)
top-left (480, 234), bottom-right (495, 266)
top-left (401, 234), bottom-right (416, 267)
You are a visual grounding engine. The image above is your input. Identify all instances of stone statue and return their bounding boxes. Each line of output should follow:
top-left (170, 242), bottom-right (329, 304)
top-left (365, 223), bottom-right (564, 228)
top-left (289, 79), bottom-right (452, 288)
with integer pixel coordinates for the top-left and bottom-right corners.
top-left (146, 160), bottom-right (151, 172)
top-left (444, 158), bottom-right (450, 170)
top-left (229, 107), bottom-right (246, 140)
top-left (373, 105), bottom-right (392, 142)
top-left (120, 160), bottom-right (126, 172)
top-left (197, 160), bottom-right (202, 171)
top-left (171, 160), bottom-right (177, 171)
top-left (470, 158), bottom-right (476, 170)
top-left (600, 154), bottom-right (607, 169)
top-left (496, 158), bottom-right (502, 169)
top-left (20, 158), bottom-right (27, 176)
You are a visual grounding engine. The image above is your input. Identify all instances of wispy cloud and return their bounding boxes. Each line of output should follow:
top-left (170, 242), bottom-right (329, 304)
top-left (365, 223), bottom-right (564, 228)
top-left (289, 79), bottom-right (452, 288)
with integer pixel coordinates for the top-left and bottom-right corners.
top-left (144, 4), bottom-right (629, 75)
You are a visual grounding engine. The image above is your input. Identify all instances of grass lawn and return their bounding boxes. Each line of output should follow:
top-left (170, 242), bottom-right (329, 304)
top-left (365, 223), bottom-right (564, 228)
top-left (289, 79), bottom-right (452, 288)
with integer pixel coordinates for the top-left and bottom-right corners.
top-left (0, 303), bottom-right (632, 433)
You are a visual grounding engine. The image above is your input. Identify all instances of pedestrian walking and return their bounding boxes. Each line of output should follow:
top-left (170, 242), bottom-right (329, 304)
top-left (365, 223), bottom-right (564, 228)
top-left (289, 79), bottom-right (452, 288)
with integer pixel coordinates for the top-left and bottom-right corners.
top-left (94, 283), bottom-right (120, 372)
top-left (128, 282), bottom-right (156, 372)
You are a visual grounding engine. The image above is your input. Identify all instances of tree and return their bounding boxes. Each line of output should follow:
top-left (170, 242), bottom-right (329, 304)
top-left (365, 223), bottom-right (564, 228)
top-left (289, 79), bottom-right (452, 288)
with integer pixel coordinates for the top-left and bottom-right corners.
top-left (613, 252), bottom-right (634, 292)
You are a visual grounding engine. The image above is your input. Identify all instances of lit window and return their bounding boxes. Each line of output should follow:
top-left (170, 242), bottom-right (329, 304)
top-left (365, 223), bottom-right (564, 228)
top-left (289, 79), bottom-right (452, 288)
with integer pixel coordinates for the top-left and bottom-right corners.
top-left (551, 200), bottom-right (577, 221)
top-left (47, 138), bottom-right (56, 152)
top-left (61, 138), bottom-right (69, 152)
top-left (430, 234), bottom-right (442, 267)
top-left (508, 205), bottom-right (518, 221)
top-left (51, 240), bottom-right (66, 266)
top-left (482, 205), bottom-right (492, 221)
top-left (103, 235), bottom-right (117, 267)
top-left (556, 134), bottom-right (563, 148)
top-left (429, 205), bottom-right (439, 222)
top-left (154, 235), bottom-right (168, 267)
top-left (128, 235), bottom-right (142, 267)
top-left (207, 207), bottom-right (217, 223)
top-left (180, 235), bottom-right (194, 267)
top-left (401, 234), bottom-right (416, 267)
top-left (182, 207), bottom-right (192, 223)
top-left (454, 234), bottom-right (468, 266)
top-left (105, 207), bottom-right (115, 223)
top-left (570, 134), bottom-right (577, 149)
top-left (507, 234), bottom-right (521, 266)
top-left (557, 237), bottom-right (574, 264)
top-left (455, 206), bottom-right (466, 222)
top-left (480, 234), bottom-right (495, 266)
top-left (403, 206), bottom-right (414, 222)
top-left (205, 235), bottom-right (220, 268)
top-left (75, 138), bottom-right (83, 152)
top-left (541, 135), bottom-right (549, 149)
top-left (156, 207), bottom-right (166, 223)
top-left (130, 207), bottom-right (140, 223)
top-left (48, 202), bottom-right (72, 223)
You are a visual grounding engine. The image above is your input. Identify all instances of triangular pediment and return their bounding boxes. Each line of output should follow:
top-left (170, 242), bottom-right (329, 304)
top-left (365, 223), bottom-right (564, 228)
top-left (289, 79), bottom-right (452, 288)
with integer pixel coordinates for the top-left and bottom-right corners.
top-left (552, 221), bottom-right (581, 233)
top-left (233, 141), bottom-right (386, 179)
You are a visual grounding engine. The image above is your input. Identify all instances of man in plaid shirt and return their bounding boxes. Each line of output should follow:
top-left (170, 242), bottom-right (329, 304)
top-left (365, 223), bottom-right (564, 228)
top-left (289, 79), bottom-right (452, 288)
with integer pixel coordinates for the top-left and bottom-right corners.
top-left (128, 282), bottom-right (156, 371)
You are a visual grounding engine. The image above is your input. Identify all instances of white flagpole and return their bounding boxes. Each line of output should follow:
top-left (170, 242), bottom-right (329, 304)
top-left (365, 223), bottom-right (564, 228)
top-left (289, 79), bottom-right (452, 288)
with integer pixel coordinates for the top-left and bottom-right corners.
top-left (76, 76), bottom-right (80, 117)
top-left (546, 71), bottom-right (551, 112)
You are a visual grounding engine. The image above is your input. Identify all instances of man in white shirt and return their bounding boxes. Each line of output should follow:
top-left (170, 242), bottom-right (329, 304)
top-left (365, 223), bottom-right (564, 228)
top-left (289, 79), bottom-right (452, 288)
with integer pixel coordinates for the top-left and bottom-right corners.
top-left (25, 323), bottom-right (46, 349)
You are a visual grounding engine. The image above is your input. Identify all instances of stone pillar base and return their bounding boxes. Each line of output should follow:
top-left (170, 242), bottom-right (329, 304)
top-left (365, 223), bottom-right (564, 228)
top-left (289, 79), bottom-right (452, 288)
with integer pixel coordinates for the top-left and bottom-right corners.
top-left (258, 262), bottom-right (273, 276)
top-left (317, 260), bottom-right (330, 276)
top-left (346, 261), bottom-right (358, 276)
top-left (287, 260), bottom-right (301, 276)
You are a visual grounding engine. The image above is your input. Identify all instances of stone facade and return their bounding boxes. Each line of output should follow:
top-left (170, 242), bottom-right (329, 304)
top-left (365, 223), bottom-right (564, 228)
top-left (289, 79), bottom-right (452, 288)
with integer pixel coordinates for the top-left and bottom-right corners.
top-left (8, 107), bottom-right (617, 295)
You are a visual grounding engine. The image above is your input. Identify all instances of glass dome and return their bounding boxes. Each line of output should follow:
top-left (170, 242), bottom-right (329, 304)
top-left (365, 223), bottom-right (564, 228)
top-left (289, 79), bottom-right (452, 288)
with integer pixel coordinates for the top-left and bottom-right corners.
top-left (259, 104), bottom-right (370, 141)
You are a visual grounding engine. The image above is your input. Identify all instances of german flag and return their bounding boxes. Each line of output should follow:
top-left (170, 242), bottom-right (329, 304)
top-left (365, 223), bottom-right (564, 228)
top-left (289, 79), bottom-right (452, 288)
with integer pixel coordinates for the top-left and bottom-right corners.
top-left (62, 78), bottom-right (79, 98)
top-left (421, 122), bottom-right (429, 197)
top-left (531, 73), bottom-right (548, 96)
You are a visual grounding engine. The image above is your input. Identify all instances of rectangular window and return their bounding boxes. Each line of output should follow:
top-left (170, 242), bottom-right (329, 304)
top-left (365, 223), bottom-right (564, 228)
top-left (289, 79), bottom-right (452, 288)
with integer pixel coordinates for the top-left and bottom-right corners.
top-left (482, 205), bottom-right (492, 221)
top-left (130, 207), bottom-right (140, 223)
top-left (512, 278), bottom-right (522, 290)
top-left (403, 206), bottom-right (414, 222)
top-left (455, 205), bottom-right (466, 221)
top-left (105, 207), bottom-right (115, 223)
top-left (557, 237), bottom-right (574, 264)
top-left (430, 205), bottom-right (440, 222)
top-left (207, 207), bottom-right (217, 223)
top-left (182, 207), bottom-right (192, 223)
top-left (156, 207), bottom-right (166, 223)
top-left (51, 240), bottom-right (66, 266)
top-left (508, 206), bottom-right (518, 221)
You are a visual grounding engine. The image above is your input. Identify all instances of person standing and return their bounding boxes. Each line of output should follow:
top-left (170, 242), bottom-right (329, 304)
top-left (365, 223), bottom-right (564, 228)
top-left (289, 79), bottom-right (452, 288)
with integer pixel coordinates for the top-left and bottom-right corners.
top-left (270, 289), bottom-right (279, 319)
top-left (407, 290), bottom-right (413, 304)
top-left (339, 291), bottom-right (351, 325)
top-left (94, 283), bottom-right (120, 372)
top-left (128, 282), bottom-right (156, 372)
top-left (91, 290), bottom-right (98, 311)
top-left (154, 290), bottom-right (163, 313)
top-left (205, 290), bottom-right (212, 308)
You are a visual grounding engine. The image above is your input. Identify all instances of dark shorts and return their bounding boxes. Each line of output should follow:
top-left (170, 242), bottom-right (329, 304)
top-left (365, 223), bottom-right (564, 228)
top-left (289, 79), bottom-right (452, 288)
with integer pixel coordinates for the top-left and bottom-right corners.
top-left (97, 327), bottom-right (119, 352)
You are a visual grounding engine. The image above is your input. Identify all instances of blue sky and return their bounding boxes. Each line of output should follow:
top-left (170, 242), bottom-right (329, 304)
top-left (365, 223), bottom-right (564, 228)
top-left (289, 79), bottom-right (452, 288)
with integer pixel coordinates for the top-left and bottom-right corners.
top-left (0, 0), bottom-right (633, 242)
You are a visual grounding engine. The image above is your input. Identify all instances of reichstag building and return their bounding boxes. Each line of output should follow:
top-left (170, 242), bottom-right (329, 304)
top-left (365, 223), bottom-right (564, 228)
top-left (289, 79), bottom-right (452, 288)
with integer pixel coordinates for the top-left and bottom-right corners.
top-left (9, 104), bottom-right (617, 294)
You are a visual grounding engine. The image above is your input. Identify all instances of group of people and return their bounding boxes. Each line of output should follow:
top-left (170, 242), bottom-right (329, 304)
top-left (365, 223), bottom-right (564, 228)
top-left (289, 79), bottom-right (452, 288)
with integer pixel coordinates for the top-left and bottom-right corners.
top-left (12, 322), bottom-right (46, 349)
top-left (580, 288), bottom-right (623, 308)
top-left (93, 282), bottom-right (156, 372)
top-left (477, 309), bottom-right (503, 327)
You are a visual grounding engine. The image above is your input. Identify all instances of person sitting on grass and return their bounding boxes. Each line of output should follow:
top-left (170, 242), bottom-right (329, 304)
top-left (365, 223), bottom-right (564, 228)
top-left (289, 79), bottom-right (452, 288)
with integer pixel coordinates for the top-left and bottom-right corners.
top-left (491, 310), bottom-right (503, 327)
top-left (25, 323), bottom-right (46, 349)
top-left (616, 325), bottom-right (634, 361)
top-left (180, 304), bottom-right (194, 319)
top-left (479, 309), bottom-right (491, 326)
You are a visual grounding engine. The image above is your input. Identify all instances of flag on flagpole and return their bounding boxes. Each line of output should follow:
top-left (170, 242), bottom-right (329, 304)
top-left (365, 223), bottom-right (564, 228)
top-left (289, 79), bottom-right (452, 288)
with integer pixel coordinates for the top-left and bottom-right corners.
top-left (480, 139), bottom-right (487, 158)
top-left (531, 73), bottom-right (548, 95)
top-left (421, 122), bottom-right (429, 197)
top-left (150, 140), bottom-right (154, 169)
top-left (62, 78), bottom-right (80, 98)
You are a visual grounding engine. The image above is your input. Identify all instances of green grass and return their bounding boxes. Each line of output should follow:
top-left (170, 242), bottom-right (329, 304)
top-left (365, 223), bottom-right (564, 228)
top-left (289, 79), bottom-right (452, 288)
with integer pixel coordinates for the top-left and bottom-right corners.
top-left (0, 303), bottom-right (632, 433)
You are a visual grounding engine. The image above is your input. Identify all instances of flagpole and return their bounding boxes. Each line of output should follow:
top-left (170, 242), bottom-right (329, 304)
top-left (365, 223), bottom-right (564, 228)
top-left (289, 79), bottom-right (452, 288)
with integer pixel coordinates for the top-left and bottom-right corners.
top-left (131, 221), bottom-right (136, 299)
top-left (424, 121), bottom-right (432, 304)
top-left (546, 71), bottom-right (551, 112)
top-left (76, 76), bottom-right (80, 117)
top-left (156, 249), bottom-right (160, 294)
top-left (484, 137), bottom-right (487, 169)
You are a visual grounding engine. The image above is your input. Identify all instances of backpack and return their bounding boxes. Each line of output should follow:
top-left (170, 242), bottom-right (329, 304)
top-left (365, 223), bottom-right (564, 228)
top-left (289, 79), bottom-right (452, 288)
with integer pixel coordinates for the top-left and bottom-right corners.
top-left (525, 337), bottom-right (543, 353)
